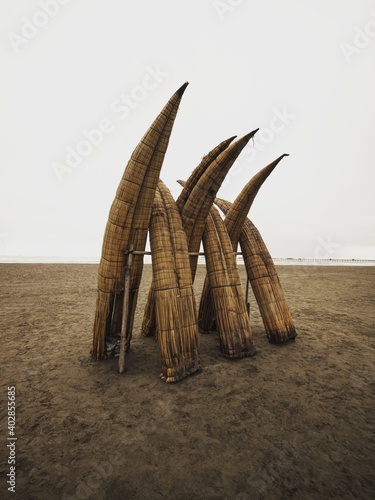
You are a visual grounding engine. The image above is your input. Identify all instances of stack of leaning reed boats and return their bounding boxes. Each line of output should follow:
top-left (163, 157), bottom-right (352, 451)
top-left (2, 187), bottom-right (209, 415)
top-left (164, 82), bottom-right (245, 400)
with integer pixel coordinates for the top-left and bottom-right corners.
top-left (92, 82), bottom-right (297, 382)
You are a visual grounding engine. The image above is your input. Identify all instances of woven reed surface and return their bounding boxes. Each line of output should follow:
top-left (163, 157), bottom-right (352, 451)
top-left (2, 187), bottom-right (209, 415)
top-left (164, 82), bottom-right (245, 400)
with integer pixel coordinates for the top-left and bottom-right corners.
top-left (179, 131), bottom-right (257, 280)
top-left (175, 136), bottom-right (235, 212)
top-left (201, 206), bottom-right (256, 358)
top-left (142, 134), bottom-right (253, 337)
top-left (197, 276), bottom-right (214, 334)
top-left (216, 198), bottom-right (296, 343)
top-left (141, 283), bottom-right (155, 337)
top-left (92, 83), bottom-right (188, 360)
top-left (149, 183), bottom-right (201, 382)
top-left (241, 220), bottom-right (297, 342)
top-left (221, 154), bottom-right (289, 251)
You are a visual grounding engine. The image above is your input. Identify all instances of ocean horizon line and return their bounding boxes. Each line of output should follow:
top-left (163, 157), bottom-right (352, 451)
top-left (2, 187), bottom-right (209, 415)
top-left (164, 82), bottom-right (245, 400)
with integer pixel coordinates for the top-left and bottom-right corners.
top-left (0, 256), bottom-right (374, 266)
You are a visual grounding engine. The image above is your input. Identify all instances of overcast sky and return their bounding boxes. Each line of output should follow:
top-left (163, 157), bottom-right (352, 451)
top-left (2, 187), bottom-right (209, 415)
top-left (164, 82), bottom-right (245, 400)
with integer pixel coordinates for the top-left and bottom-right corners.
top-left (1, 0), bottom-right (374, 262)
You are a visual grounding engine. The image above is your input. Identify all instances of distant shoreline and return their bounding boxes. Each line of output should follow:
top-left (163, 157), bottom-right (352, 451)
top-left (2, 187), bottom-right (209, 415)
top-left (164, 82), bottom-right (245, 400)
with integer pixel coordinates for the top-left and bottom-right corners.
top-left (0, 257), bottom-right (374, 266)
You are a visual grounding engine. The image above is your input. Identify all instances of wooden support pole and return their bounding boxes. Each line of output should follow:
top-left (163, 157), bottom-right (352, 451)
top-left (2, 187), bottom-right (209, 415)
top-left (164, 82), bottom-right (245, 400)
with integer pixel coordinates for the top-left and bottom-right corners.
top-left (130, 250), bottom-right (243, 256)
top-left (118, 246), bottom-right (133, 374)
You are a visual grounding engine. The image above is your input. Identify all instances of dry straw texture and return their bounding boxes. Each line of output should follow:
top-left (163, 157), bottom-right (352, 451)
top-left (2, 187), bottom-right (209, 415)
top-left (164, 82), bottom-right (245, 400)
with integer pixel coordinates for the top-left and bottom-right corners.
top-left (141, 135), bottom-right (234, 337)
top-left (179, 130), bottom-right (258, 280)
top-left (197, 276), bottom-right (215, 334)
top-left (141, 131), bottom-right (257, 337)
top-left (199, 154), bottom-right (288, 333)
top-left (201, 206), bottom-right (256, 358)
top-left (175, 135), bottom-right (236, 211)
top-left (150, 181), bottom-right (201, 382)
top-left (92, 83), bottom-right (188, 360)
top-left (224, 154), bottom-right (289, 250)
top-left (215, 197), bottom-right (297, 343)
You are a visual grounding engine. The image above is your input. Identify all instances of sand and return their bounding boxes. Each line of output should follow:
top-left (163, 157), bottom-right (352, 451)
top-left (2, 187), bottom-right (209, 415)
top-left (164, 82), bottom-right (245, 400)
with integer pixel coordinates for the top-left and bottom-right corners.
top-left (1, 264), bottom-right (374, 499)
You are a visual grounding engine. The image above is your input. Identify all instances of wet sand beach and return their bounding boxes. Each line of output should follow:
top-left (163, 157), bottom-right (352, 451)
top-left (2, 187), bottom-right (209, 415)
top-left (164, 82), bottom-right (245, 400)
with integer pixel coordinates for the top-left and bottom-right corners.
top-left (1, 264), bottom-right (374, 499)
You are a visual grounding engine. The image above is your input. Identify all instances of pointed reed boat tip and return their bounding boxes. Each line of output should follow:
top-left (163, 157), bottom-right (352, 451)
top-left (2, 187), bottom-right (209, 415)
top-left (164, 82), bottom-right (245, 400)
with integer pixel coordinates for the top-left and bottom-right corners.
top-left (249, 127), bottom-right (260, 137)
top-left (177, 179), bottom-right (185, 186)
top-left (240, 128), bottom-right (259, 142)
top-left (177, 82), bottom-right (189, 96)
top-left (221, 135), bottom-right (237, 148)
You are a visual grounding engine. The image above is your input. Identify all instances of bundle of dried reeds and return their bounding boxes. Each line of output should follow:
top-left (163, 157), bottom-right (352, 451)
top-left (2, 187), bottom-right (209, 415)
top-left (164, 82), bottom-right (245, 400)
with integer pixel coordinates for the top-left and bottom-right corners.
top-left (179, 130), bottom-right (259, 280)
top-left (149, 181), bottom-right (201, 382)
top-left (201, 206), bottom-right (256, 358)
top-left (92, 82), bottom-right (188, 360)
top-left (140, 282), bottom-right (156, 338)
top-left (141, 131), bottom-right (258, 337)
top-left (224, 154), bottom-right (289, 250)
top-left (215, 198), bottom-right (297, 343)
top-left (175, 135), bottom-right (236, 210)
top-left (141, 135), bottom-right (235, 337)
top-left (199, 154), bottom-right (289, 333)
top-left (197, 274), bottom-right (215, 334)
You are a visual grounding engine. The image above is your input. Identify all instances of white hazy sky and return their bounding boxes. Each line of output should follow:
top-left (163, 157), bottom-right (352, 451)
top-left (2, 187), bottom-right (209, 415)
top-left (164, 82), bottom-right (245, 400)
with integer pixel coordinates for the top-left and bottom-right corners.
top-left (0, 0), bottom-right (374, 261)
